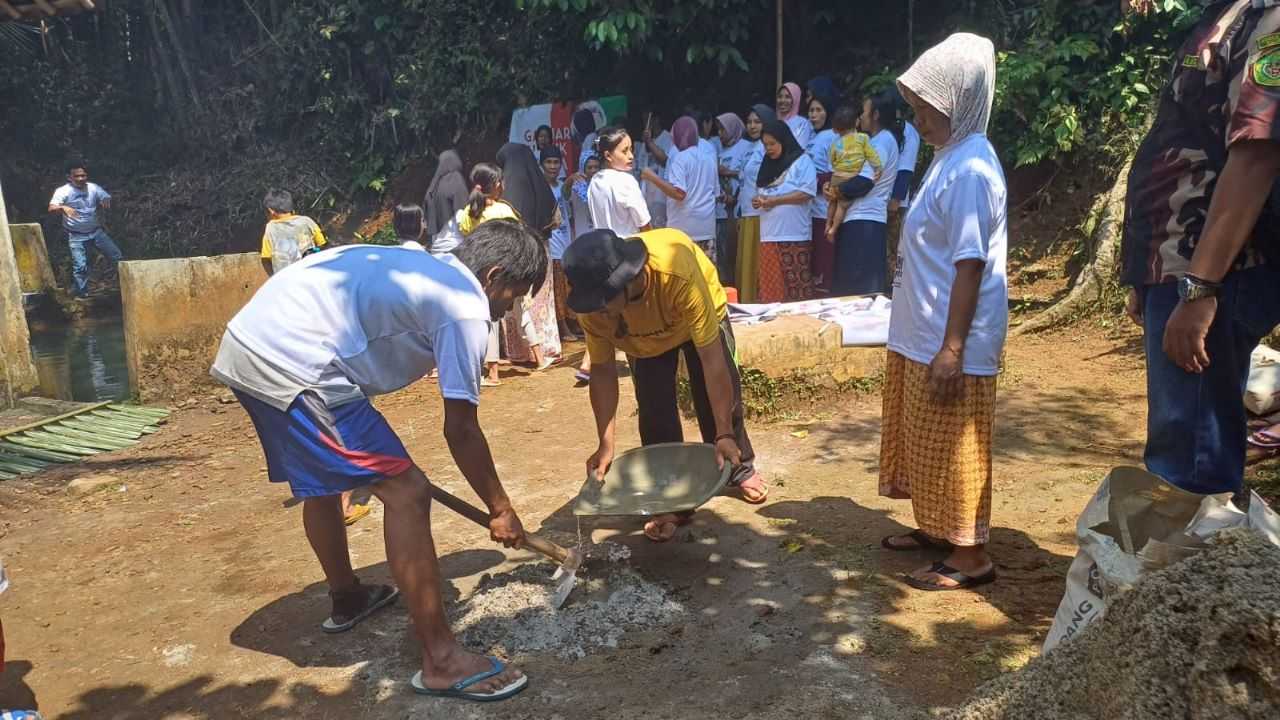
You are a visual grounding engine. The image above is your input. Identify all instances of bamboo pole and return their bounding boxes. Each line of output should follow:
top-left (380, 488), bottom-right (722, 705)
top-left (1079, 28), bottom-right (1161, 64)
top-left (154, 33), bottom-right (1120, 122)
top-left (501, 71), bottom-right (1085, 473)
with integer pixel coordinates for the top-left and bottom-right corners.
top-left (0, 401), bottom-right (110, 439)
top-left (0, 1), bottom-right (21, 20)
top-left (775, 0), bottom-right (783, 90)
top-left (33, 0), bottom-right (56, 16)
top-left (76, 0), bottom-right (95, 10)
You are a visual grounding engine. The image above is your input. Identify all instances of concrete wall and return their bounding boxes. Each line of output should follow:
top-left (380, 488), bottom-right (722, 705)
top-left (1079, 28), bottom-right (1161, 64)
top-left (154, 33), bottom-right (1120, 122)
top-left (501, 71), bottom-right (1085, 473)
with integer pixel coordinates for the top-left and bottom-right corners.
top-left (120, 253), bottom-right (266, 402)
top-left (0, 180), bottom-right (39, 407)
top-left (9, 223), bottom-right (58, 293)
top-left (734, 315), bottom-right (884, 383)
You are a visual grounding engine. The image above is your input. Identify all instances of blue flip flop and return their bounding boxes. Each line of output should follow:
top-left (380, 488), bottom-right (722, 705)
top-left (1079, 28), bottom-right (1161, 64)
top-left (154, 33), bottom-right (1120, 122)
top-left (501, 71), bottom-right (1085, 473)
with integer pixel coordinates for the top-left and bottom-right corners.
top-left (410, 656), bottom-right (528, 702)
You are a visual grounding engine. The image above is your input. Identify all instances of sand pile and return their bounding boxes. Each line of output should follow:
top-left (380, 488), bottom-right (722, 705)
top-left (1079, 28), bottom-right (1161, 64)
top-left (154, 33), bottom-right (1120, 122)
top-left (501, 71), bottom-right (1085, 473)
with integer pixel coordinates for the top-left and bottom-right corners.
top-left (945, 529), bottom-right (1280, 720)
top-left (450, 544), bottom-right (682, 659)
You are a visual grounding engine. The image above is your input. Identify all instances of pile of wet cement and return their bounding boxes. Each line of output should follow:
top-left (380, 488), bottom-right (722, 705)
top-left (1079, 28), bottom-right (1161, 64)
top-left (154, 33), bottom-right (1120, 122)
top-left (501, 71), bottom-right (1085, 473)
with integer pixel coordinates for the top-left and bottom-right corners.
top-left (450, 543), bottom-right (682, 659)
top-left (945, 529), bottom-right (1280, 720)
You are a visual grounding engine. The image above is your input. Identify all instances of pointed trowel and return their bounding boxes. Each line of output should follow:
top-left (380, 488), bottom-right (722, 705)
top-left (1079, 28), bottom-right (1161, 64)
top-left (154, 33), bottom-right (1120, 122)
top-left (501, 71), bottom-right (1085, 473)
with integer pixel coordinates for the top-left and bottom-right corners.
top-left (428, 484), bottom-right (583, 609)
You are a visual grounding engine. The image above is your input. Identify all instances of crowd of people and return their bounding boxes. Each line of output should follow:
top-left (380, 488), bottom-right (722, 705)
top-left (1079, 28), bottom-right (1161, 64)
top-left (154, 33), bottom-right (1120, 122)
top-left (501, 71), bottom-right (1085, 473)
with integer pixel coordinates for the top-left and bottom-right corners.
top-left (207, 31), bottom-right (1014, 703)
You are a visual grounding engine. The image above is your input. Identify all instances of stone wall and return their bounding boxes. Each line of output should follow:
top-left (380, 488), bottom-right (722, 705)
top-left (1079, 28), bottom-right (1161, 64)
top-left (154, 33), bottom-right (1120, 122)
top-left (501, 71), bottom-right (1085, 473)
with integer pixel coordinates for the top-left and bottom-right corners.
top-left (8, 223), bottom-right (58, 293)
top-left (0, 181), bottom-right (39, 407)
top-left (734, 315), bottom-right (884, 383)
top-left (120, 253), bottom-right (266, 402)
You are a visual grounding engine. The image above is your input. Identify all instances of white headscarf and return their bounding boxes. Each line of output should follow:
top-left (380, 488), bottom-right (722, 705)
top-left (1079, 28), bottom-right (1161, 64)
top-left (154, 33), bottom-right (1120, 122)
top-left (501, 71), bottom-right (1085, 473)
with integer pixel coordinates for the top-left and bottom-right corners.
top-left (897, 33), bottom-right (996, 147)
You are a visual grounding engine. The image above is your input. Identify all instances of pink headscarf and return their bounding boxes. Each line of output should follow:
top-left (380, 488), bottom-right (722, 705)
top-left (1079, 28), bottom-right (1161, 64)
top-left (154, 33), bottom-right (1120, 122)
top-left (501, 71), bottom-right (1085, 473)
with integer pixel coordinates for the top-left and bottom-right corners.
top-left (778, 82), bottom-right (803, 121)
top-left (716, 112), bottom-right (745, 147)
top-left (672, 116), bottom-right (699, 151)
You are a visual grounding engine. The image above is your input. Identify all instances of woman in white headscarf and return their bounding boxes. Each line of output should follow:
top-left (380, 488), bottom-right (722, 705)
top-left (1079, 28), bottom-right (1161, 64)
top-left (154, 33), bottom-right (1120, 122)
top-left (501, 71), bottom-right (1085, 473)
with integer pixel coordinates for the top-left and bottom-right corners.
top-left (877, 33), bottom-right (1008, 592)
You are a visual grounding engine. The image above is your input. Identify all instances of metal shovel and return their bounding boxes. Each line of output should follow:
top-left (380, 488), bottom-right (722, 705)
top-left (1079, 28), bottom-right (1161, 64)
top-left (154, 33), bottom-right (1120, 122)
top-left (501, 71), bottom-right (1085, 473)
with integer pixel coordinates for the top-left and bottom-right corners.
top-left (427, 484), bottom-right (582, 609)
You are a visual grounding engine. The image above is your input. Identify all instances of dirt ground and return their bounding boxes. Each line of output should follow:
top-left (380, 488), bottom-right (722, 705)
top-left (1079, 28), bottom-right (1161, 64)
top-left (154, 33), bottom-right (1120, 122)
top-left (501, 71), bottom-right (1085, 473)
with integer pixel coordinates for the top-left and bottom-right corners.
top-left (0, 320), bottom-right (1152, 719)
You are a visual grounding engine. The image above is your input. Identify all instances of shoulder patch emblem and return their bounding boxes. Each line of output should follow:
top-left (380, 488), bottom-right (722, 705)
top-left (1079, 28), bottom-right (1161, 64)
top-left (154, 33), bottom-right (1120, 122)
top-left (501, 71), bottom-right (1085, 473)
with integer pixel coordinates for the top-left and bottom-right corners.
top-left (1255, 48), bottom-right (1280, 87)
top-left (1259, 32), bottom-right (1280, 52)
top-left (1182, 53), bottom-right (1202, 69)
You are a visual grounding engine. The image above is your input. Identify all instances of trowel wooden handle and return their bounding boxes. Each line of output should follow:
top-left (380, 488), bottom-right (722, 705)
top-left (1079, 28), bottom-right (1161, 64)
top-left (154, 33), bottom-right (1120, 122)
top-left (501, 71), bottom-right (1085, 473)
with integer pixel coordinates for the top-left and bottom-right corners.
top-left (427, 484), bottom-right (568, 564)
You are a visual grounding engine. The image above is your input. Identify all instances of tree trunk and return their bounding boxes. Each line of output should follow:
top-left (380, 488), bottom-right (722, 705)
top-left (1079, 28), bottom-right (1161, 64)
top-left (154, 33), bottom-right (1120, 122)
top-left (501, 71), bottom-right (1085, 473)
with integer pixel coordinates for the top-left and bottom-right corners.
top-left (145, 7), bottom-right (189, 127)
top-left (1014, 153), bottom-right (1133, 335)
top-left (154, 0), bottom-right (203, 112)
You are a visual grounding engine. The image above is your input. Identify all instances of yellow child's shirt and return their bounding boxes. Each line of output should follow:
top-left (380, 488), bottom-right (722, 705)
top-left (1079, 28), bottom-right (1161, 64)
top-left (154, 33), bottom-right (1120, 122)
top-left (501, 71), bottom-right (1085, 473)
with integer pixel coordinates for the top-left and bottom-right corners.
top-left (457, 200), bottom-right (519, 235)
top-left (579, 228), bottom-right (728, 362)
top-left (829, 132), bottom-right (883, 177)
top-left (261, 213), bottom-right (328, 272)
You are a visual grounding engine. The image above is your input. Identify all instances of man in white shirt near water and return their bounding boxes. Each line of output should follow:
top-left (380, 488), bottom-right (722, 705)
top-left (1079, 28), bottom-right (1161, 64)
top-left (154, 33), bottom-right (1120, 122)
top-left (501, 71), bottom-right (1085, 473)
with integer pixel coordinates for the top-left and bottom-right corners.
top-left (48, 160), bottom-right (124, 298)
top-left (210, 220), bottom-right (546, 703)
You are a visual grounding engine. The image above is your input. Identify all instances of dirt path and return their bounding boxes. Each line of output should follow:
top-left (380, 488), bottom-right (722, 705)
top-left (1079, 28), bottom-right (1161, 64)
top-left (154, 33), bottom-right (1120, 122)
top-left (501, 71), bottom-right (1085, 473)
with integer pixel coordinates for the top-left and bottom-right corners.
top-left (0, 324), bottom-right (1148, 719)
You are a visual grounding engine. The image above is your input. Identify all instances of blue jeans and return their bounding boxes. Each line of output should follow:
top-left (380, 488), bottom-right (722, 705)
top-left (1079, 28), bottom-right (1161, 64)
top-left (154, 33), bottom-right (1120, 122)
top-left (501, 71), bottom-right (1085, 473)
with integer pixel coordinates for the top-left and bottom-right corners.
top-left (1142, 264), bottom-right (1280, 494)
top-left (68, 228), bottom-right (123, 296)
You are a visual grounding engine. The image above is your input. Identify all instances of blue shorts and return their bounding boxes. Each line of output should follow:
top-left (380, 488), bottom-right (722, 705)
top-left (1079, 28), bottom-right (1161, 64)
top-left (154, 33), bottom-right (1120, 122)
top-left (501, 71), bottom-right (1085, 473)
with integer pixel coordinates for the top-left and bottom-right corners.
top-left (234, 390), bottom-right (413, 498)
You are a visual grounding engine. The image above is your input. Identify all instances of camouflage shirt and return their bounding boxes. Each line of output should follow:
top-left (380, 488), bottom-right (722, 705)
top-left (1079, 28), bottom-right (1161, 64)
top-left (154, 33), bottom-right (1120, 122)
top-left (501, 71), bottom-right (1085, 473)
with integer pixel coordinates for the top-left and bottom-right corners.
top-left (1122, 0), bottom-right (1280, 286)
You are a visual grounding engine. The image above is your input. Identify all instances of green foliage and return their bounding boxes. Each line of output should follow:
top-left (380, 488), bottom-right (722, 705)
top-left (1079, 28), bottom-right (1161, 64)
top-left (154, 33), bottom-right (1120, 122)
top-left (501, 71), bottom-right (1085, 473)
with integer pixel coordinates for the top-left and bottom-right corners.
top-left (517, 0), bottom-right (767, 73)
top-left (990, 0), bottom-right (1202, 167)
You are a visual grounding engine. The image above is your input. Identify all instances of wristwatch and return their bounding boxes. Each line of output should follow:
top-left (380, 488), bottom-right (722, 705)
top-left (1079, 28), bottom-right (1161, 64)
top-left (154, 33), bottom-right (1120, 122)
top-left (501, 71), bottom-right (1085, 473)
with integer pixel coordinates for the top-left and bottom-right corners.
top-left (1177, 273), bottom-right (1221, 302)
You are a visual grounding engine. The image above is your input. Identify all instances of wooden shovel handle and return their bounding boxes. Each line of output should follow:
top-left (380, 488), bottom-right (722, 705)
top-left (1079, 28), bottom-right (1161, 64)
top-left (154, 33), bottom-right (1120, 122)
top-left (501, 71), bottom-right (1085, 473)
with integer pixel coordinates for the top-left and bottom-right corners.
top-left (427, 483), bottom-right (568, 564)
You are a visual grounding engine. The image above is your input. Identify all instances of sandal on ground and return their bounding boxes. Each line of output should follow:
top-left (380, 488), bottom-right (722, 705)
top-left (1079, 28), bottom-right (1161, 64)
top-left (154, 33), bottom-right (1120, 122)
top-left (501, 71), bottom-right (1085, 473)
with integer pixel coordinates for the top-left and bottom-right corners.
top-left (725, 472), bottom-right (769, 504)
top-left (344, 503), bottom-right (372, 526)
top-left (481, 378), bottom-right (502, 387)
top-left (410, 656), bottom-right (528, 702)
top-left (643, 512), bottom-right (694, 543)
top-left (880, 529), bottom-right (955, 552)
top-left (903, 561), bottom-right (996, 592)
top-left (321, 583), bottom-right (399, 633)
top-left (574, 370), bottom-right (590, 385)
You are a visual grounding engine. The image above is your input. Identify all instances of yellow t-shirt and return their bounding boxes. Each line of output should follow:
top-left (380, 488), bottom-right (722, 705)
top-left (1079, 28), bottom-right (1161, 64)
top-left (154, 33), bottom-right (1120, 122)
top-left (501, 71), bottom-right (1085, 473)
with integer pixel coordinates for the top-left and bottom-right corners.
top-left (580, 228), bottom-right (728, 362)
top-left (829, 132), bottom-right (883, 177)
top-left (457, 200), bottom-right (519, 235)
top-left (260, 214), bottom-right (328, 272)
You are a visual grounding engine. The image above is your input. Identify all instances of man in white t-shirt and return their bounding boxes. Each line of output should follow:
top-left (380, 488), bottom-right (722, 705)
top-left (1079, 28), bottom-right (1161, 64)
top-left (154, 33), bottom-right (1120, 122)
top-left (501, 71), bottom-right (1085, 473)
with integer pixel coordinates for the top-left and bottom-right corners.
top-left (48, 160), bottom-right (124, 298)
top-left (210, 220), bottom-right (545, 702)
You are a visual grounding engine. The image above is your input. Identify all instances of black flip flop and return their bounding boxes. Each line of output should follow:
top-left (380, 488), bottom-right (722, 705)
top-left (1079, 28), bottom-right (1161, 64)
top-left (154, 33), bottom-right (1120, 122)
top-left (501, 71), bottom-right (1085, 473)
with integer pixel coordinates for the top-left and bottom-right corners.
top-left (903, 561), bottom-right (997, 592)
top-left (880, 529), bottom-right (955, 552)
top-left (321, 583), bottom-right (400, 633)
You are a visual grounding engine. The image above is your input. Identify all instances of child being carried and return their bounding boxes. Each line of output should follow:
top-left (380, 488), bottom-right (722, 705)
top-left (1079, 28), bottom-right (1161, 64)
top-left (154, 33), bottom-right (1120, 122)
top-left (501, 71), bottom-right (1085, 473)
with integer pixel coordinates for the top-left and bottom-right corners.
top-left (825, 105), bottom-right (883, 241)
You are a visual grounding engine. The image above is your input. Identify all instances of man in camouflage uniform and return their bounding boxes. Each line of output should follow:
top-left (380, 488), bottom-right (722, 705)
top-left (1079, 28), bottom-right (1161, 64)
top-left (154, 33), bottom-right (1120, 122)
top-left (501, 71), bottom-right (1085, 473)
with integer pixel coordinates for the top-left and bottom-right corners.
top-left (1122, 0), bottom-right (1280, 494)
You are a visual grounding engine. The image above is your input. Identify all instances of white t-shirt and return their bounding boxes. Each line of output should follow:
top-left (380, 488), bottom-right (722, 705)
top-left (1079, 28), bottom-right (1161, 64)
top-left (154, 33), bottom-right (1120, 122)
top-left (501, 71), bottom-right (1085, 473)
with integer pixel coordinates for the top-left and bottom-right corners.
top-left (588, 168), bottom-right (651, 238)
top-left (806, 128), bottom-right (837, 220)
top-left (844, 129), bottom-right (901, 225)
top-left (757, 154), bottom-right (817, 243)
top-left (665, 147), bottom-right (718, 241)
top-left (899, 122), bottom-right (922, 173)
top-left (213, 246), bottom-right (492, 409)
top-left (639, 131), bottom-right (674, 214)
top-left (888, 134), bottom-right (1008, 377)
top-left (737, 142), bottom-right (766, 219)
top-left (786, 116), bottom-right (815, 150)
top-left (717, 139), bottom-right (754, 221)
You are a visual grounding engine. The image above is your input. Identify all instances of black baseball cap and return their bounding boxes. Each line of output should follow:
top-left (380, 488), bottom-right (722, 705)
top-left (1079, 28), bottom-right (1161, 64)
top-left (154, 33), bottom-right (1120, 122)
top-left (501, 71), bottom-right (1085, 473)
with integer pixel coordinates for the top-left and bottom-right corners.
top-left (563, 229), bottom-right (648, 314)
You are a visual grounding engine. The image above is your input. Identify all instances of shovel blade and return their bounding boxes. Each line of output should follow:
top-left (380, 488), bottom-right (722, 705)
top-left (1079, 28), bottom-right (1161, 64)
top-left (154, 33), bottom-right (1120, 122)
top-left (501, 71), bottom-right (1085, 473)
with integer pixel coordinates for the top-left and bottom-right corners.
top-left (548, 547), bottom-right (583, 609)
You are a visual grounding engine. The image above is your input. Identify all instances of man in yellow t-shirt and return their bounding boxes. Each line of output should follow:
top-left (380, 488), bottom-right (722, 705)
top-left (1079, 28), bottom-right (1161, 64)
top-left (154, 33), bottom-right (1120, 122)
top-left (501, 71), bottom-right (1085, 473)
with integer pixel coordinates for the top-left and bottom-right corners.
top-left (564, 227), bottom-right (769, 542)
top-left (261, 188), bottom-right (328, 275)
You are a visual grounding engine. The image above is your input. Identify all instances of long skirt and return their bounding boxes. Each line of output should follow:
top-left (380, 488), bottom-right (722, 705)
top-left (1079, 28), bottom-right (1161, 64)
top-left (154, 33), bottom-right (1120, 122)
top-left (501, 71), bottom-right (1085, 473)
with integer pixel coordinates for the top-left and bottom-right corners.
top-left (832, 219), bottom-right (888, 296)
top-left (552, 260), bottom-right (577, 328)
top-left (757, 241), bottom-right (814, 303)
top-left (735, 216), bottom-right (761, 303)
top-left (503, 258), bottom-right (561, 362)
top-left (878, 351), bottom-right (996, 546)
top-left (811, 171), bottom-right (834, 294)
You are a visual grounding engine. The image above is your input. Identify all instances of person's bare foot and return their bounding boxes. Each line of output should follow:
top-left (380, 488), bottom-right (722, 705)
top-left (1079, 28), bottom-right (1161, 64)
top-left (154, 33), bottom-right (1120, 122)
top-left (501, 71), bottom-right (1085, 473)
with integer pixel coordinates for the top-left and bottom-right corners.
top-left (643, 512), bottom-right (693, 542)
top-left (420, 646), bottom-right (524, 694)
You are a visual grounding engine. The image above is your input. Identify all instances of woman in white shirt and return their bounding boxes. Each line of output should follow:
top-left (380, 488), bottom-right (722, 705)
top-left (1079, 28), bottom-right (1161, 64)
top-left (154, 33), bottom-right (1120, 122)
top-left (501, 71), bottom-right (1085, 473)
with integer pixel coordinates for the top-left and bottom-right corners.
top-left (827, 91), bottom-right (902, 296)
top-left (805, 89), bottom-right (839, 294)
top-left (751, 119), bottom-right (818, 302)
top-left (587, 126), bottom-right (652, 238)
top-left (776, 81), bottom-right (814, 149)
top-left (641, 116), bottom-right (718, 261)
top-left (715, 112), bottom-right (754, 287)
top-left (877, 33), bottom-right (1007, 593)
top-left (639, 112), bottom-right (673, 228)
top-left (734, 104), bottom-right (774, 302)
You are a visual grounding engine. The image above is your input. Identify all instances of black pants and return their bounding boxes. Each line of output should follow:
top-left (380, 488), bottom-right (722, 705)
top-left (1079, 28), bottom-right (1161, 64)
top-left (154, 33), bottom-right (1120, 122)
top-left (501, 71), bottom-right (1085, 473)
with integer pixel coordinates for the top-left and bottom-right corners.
top-left (630, 318), bottom-right (755, 485)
